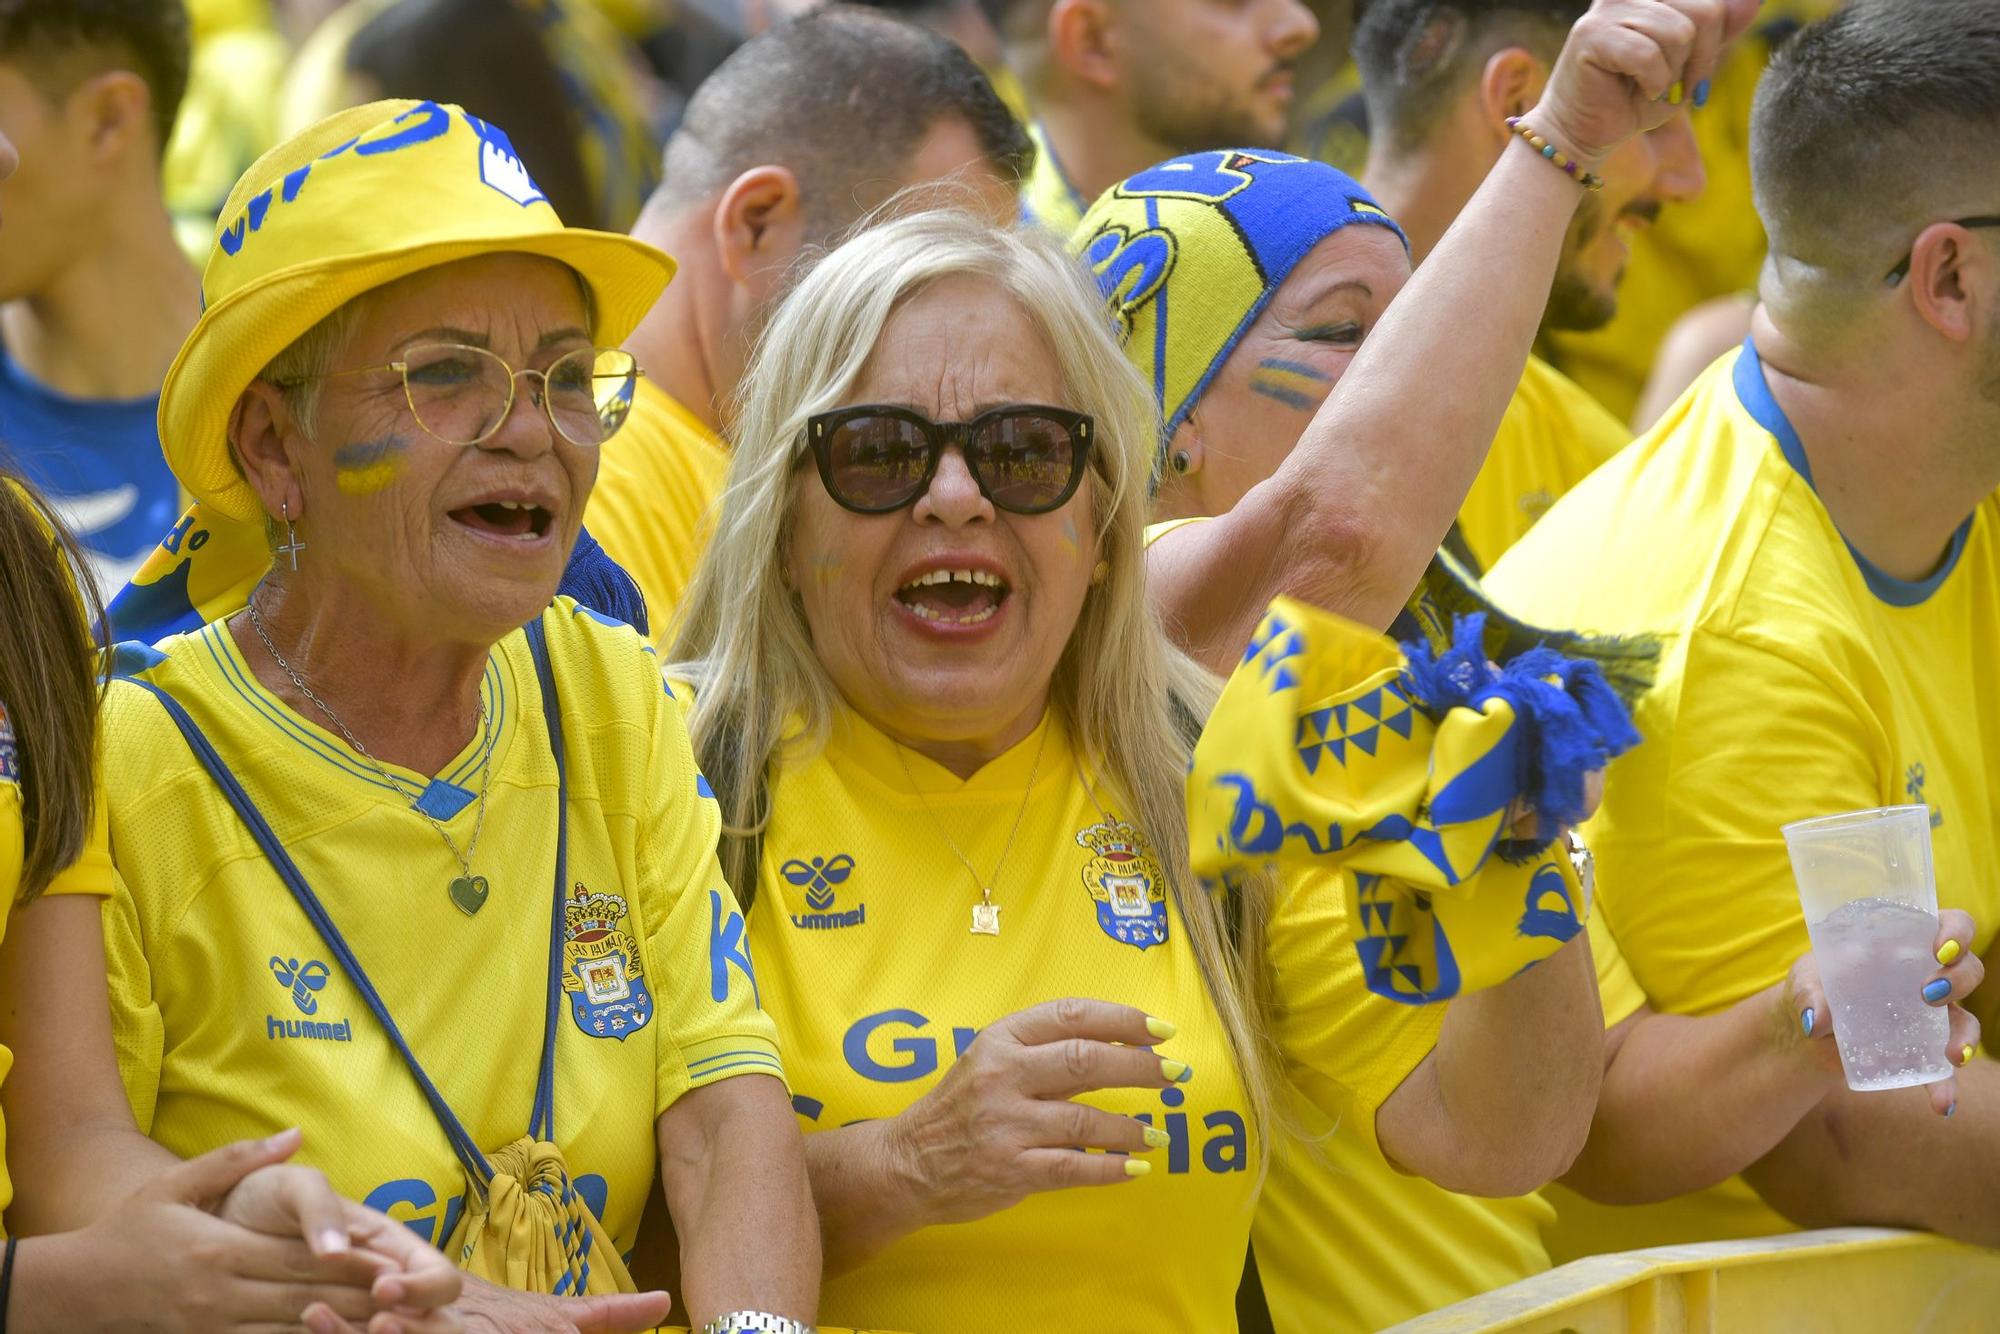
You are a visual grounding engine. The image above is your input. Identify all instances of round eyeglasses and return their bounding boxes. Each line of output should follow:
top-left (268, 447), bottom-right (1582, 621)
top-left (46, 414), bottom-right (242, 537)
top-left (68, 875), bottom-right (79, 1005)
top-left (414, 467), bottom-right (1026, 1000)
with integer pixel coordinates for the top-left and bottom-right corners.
top-left (271, 341), bottom-right (641, 447)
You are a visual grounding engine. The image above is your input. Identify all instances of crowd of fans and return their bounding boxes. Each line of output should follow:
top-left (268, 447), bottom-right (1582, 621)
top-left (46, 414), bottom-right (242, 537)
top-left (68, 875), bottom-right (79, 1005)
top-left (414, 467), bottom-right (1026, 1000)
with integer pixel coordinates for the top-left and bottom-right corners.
top-left (0, 1), bottom-right (1993, 1332)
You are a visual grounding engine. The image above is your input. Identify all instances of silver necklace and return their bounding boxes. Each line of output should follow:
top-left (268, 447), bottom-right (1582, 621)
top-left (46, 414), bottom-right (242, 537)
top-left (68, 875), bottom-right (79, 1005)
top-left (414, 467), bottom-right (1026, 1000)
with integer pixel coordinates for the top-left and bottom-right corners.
top-left (895, 721), bottom-right (1049, 936)
top-left (245, 597), bottom-right (495, 916)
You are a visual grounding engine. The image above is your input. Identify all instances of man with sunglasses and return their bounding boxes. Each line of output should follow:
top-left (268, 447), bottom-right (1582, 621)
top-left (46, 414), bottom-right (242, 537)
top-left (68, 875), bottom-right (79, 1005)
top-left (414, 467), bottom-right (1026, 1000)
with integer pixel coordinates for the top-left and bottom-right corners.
top-left (586, 8), bottom-right (1030, 640)
top-left (1486, 0), bottom-right (2000, 1254)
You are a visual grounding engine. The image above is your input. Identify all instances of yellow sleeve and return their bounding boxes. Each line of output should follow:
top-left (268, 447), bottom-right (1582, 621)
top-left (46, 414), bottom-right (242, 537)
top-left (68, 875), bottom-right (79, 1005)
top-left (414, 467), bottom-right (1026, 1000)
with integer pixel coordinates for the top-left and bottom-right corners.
top-left (1266, 869), bottom-right (1445, 1156)
top-left (637, 673), bottom-right (785, 1118)
top-left (100, 863), bottom-right (164, 1134)
top-left (586, 403), bottom-right (730, 648)
top-left (1592, 628), bottom-right (1873, 1016)
top-left (42, 779), bottom-right (113, 899)
top-left (1588, 900), bottom-right (1646, 1029)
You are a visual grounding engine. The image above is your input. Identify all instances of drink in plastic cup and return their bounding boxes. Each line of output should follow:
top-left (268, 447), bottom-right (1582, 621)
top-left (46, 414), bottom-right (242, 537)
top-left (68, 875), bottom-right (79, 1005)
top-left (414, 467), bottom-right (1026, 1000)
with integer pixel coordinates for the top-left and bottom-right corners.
top-left (1782, 805), bottom-right (1951, 1091)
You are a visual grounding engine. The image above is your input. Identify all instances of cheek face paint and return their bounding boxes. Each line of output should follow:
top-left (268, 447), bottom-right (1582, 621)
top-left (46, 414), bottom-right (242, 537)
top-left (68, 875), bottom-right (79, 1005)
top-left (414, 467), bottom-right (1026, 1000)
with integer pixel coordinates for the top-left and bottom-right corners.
top-left (332, 435), bottom-right (411, 495)
top-left (810, 551), bottom-right (844, 587)
top-left (1060, 514), bottom-right (1081, 560)
top-left (1249, 357), bottom-right (1333, 412)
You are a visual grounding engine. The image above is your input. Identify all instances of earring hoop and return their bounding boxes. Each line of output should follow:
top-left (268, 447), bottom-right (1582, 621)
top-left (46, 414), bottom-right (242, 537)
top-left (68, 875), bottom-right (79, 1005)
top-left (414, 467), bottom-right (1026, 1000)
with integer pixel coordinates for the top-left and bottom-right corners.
top-left (275, 498), bottom-right (306, 571)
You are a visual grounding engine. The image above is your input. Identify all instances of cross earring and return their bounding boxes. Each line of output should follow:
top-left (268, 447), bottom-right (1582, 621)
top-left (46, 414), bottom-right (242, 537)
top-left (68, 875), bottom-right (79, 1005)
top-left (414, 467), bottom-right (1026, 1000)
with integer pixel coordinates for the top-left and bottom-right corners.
top-left (276, 498), bottom-right (306, 571)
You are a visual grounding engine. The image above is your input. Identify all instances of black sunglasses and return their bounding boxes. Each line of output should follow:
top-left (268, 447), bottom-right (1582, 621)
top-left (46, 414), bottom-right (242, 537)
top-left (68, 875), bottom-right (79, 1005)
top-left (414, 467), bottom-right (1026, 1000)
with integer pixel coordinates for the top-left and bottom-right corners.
top-left (1886, 216), bottom-right (2000, 287)
top-left (804, 403), bottom-right (1094, 516)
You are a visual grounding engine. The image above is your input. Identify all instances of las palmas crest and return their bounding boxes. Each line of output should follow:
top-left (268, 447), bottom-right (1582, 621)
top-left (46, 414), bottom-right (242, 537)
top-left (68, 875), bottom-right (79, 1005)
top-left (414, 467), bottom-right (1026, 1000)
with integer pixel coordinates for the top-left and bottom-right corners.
top-left (1077, 818), bottom-right (1168, 950)
top-left (563, 884), bottom-right (654, 1040)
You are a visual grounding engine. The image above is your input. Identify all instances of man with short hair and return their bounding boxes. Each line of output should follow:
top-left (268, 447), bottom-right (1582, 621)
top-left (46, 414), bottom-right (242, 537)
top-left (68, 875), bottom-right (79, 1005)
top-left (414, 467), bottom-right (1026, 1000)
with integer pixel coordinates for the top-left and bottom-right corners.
top-left (1491, 0), bottom-right (2000, 1254)
top-left (1354, 0), bottom-right (1703, 569)
top-left (587, 6), bottom-right (1031, 634)
top-left (985, 0), bottom-right (1319, 234)
top-left (0, 0), bottom-right (199, 588)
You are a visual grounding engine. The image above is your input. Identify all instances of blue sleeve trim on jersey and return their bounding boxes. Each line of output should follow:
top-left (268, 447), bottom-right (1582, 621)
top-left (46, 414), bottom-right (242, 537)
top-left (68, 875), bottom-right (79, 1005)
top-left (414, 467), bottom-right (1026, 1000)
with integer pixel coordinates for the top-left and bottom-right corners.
top-left (687, 1047), bottom-right (779, 1070)
top-left (687, 1056), bottom-right (786, 1083)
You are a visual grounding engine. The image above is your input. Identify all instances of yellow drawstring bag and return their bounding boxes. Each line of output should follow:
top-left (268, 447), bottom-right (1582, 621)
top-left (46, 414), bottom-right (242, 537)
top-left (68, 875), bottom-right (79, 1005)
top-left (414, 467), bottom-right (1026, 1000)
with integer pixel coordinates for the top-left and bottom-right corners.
top-left (1190, 597), bottom-right (1641, 1003)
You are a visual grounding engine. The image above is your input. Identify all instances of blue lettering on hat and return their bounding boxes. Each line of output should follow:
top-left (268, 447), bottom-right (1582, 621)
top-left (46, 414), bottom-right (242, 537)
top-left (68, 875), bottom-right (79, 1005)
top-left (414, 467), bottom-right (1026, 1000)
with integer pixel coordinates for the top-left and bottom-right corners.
top-left (216, 102), bottom-right (453, 260)
top-left (461, 111), bottom-right (547, 208)
top-left (357, 101), bottom-right (451, 157)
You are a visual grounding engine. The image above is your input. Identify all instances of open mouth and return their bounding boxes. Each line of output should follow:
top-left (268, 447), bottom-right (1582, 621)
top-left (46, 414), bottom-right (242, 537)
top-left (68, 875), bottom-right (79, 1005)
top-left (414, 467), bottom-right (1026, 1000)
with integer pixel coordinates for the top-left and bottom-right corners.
top-left (448, 499), bottom-right (554, 541)
top-left (894, 567), bottom-right (1010, 627)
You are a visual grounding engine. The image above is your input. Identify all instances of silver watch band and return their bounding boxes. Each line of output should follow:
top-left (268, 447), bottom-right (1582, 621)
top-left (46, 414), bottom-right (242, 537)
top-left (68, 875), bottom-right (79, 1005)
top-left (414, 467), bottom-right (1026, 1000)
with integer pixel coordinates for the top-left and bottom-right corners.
top-left (701, 1313), bottom-right (816, 1334)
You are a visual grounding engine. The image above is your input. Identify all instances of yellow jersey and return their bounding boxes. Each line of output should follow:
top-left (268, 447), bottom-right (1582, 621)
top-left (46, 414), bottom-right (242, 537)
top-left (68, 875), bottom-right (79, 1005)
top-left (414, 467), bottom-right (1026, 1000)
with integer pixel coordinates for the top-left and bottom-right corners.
top-left (1019, 120), bottom-right (1091, 236)
top-left (1252, 902), bottom-right (1645, 1331)
top-left (741, 701), bottom-right (1442, 1333)
top-left (0, 704), bottom-right (114, 1225)
top-left (1457, 356), bottom-right (1631, 573)
top-left (584, 380), bottom-right (731, 647)
top-left (1488, 343), bottom-right (2000, 1253)
top-left (96, 600), bottom-right (780, 1257)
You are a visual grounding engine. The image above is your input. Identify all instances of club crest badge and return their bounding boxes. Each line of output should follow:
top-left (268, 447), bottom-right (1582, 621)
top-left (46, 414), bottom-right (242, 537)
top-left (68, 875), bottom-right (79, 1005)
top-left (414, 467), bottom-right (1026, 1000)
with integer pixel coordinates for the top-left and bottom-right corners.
top-left (563, 883), bottom-right (654, 1040)
top-left (1077, 818), bottom-right (1168, 950)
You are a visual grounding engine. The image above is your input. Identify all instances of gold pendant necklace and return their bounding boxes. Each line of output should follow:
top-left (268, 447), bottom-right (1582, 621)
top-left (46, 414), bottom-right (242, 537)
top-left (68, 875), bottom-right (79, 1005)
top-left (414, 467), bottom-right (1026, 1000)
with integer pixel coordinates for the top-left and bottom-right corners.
top-left (896, 721), bottom-right (1050, 936)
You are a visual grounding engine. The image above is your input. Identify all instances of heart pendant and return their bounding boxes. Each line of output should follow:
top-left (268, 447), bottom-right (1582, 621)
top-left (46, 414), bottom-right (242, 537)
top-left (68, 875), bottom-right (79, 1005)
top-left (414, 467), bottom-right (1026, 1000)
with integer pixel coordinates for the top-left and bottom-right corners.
top-left (449, 874), bottom-right (490, 916)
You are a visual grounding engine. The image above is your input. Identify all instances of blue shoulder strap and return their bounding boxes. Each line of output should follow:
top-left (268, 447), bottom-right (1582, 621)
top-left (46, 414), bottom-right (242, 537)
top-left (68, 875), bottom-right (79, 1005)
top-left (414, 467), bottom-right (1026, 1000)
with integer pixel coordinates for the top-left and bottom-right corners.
top-left (128, 613), bottom-right (570, 1186)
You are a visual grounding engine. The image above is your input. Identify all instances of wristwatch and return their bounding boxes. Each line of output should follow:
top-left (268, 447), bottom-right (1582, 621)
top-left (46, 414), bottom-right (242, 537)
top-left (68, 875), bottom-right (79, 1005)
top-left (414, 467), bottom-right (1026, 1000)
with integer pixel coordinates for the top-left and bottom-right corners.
top-left (701, 1314), bottom-right (817, 1334)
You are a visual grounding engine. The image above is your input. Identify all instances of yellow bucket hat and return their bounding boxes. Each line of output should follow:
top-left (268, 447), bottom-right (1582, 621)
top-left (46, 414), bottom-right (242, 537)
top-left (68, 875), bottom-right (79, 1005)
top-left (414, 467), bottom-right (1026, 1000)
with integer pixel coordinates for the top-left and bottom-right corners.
top-left (158, 98), bottom-right (676, 524)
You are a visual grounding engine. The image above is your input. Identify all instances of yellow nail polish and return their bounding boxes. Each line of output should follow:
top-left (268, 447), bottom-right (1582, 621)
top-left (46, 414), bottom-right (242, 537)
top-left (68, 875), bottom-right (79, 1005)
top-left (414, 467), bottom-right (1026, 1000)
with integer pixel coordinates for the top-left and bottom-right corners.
top-left (1142, 1127), bottom-right (1170, 1149)
top-left (1937, 939), bottom-right (1962, 966)
top-left (1668, 80), bottom-right (1685, 106)
top-left (1124, 1158), bottom-right (1152, 1178)
top-left (1145, 1016), bottom-right (1178, 1041)
top-left (1160, 1058), bottom-right (1192, 1083)
top-left (1964, 1044), bottom-right (1975, 1066)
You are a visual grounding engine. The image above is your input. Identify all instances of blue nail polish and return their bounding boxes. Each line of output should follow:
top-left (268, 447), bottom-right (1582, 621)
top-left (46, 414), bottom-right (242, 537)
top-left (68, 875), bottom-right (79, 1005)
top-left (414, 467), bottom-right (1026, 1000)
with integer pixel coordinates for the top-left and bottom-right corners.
top-left (1923, 978), bottom-right (1953, 1004)
top-left (1801, 1007), bottom-right (1815, 1036)
top-left (1945, 1101), bottom-right (1958, 1118)
top-left (1694, 79), bottom-right (1711, 109)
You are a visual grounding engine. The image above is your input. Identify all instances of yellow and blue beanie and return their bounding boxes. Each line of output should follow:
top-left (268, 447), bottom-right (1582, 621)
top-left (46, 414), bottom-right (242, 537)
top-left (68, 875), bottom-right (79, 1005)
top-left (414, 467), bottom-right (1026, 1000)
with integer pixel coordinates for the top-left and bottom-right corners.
top-left (1070, 149), bottom-right (1406, 457)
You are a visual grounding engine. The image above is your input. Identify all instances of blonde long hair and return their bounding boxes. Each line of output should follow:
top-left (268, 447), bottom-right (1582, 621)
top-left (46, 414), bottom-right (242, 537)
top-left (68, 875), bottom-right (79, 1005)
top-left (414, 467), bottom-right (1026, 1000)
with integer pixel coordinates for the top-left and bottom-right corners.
top-left (671, 208), bottom-right (1279, 1140)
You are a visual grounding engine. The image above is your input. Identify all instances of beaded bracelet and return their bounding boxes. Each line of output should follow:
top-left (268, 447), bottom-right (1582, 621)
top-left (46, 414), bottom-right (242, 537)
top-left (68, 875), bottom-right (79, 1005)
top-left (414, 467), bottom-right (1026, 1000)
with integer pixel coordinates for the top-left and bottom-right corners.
top-left (1505, 116), bottom-right (1605, 191)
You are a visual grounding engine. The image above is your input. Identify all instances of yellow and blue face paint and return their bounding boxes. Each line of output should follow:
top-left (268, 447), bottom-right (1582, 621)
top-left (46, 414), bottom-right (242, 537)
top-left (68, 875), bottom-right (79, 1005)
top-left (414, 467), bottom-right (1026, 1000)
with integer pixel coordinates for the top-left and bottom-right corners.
top-left (1248, 357), bottom-right (1334, 412)
top-left (1071, 150), bottom-right (1406, 463)
top-left (332, 435), bottom-right (411, 496)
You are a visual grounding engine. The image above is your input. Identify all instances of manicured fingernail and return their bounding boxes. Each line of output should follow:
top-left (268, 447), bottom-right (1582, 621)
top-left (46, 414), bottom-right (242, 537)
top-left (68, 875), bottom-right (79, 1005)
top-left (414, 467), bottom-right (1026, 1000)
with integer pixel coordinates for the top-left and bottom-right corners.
top-left (1145, 1016), bottom-right (1178, 1040)
top-left (1963, 1044), bottom-right (1976, 1066)
top-left (1142, 1126), bottom-right (1170, 1149)
top-left (1693, 79), bottom-right (1711, 108)
top-left (1801, 1007), bottom-right (1815, 1036)
top-left (316, 1228), bottom-right (349, 1254)
top-left (1945, 1101), bottom-right (1957, 1118)
top-left (1923, 978), bottom-right (1953, 1004)
top-left (1160, 1058), bottom-right (1193, 1083)
top-left (1937, 939), bottom-right (1962, 966)
top-left (1668, 80), bottom-right (1685, 106)
top-left (1124, 1158), bottom-right (1152, 1177)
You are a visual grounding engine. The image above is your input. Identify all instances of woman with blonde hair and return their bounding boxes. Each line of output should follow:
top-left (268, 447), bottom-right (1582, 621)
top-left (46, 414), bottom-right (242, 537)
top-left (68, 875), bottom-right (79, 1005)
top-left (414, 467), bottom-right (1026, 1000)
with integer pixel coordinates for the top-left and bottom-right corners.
top-left (668, 181), bottom-right (1628, 1334)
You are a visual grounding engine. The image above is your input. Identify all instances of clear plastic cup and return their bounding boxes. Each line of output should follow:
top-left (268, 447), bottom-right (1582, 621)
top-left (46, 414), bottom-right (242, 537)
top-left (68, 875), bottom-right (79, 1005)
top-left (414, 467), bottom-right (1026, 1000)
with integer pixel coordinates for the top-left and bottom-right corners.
top-left (1782, 805), bottom-right (1951, 1091)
